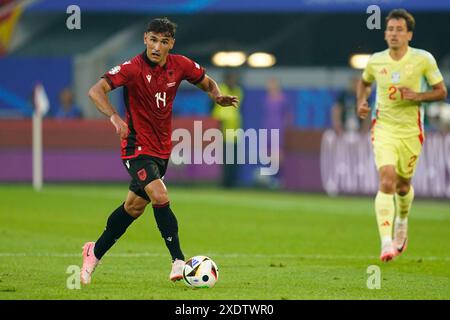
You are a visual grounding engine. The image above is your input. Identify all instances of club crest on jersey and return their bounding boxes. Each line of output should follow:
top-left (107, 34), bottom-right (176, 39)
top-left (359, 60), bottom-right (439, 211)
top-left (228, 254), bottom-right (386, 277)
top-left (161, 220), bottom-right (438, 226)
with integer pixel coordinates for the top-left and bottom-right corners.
top-left (168, 70), bottom-right (175, 81)
top-left (391, 72), bottom-right (401, 84)
top-left (109, 66), bottom-right (121, 75)
top-left (146, 75), bottom-right (152, 83)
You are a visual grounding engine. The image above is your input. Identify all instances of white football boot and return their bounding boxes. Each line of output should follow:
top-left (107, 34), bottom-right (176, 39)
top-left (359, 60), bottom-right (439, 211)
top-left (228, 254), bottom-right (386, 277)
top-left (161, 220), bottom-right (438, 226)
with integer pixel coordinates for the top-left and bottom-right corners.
top-left (170, 259), bottom-right (185, 281)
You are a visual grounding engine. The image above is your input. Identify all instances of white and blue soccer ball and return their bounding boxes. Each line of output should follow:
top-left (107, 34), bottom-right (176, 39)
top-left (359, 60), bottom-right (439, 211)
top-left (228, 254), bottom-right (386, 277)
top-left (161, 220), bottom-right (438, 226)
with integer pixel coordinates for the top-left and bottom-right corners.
top-left (182, 256), bottom-right (219, 288)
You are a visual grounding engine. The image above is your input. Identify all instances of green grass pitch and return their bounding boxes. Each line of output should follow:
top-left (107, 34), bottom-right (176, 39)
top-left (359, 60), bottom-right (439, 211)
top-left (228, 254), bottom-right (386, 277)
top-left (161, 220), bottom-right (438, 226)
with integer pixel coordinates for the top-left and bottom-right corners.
top-left (0, 184), bottom-right (449, 299)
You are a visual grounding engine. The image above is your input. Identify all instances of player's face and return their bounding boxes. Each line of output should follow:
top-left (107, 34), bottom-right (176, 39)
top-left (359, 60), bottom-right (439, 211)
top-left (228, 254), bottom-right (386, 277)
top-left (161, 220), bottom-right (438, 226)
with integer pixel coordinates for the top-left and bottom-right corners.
top-left (384, 18), bottom-right (412, 50)
top-left (144, 32), bottom-right (175, 64)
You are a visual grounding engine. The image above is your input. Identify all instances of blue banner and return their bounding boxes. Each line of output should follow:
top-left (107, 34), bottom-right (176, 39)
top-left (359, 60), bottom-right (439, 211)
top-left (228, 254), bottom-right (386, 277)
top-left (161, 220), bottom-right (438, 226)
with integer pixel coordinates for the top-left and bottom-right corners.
top-left (0, 58), bottom-right (72, 117)
top-left (27, 0), bottom-right (450, 13)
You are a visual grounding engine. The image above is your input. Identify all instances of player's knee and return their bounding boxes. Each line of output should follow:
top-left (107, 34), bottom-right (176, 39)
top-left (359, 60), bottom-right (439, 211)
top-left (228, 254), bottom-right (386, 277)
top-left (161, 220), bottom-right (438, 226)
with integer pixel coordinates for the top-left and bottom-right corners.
top-left (124, 201), bottom-right (147, 218)
top-left (380, 177), bottom-right (396, 193)
top-left (151, 190), bottom-right (169, 205)
top-left (396, 183), bottom-right (411, 196)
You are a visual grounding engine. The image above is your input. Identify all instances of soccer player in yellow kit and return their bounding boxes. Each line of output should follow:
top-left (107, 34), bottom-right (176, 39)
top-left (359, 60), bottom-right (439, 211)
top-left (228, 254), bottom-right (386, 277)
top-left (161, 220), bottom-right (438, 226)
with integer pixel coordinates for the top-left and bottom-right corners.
top-left (357, 9), bottom-right (447, 262)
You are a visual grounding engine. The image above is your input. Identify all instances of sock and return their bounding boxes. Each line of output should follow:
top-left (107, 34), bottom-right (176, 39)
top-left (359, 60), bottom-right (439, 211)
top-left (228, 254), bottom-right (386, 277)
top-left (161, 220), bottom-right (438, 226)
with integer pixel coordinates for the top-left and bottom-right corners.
top-left (395, 186), bottom-right (414, 222)
top-left (94, 203), bottom-right (136, 260)
top-left (153, 202), bottom-right (184, 262)
top-left (375, 191), bottom-right (395, 245)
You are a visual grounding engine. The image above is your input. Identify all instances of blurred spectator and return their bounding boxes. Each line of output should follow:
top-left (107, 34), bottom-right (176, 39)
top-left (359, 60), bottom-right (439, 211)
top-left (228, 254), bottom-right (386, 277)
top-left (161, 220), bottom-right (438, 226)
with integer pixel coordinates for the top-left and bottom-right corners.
top-left (426, 101), bottom-right (442, 132)
top-left (331, 77), bottom-right (370, 135)
top-left (211, 71), bottom-right (244, 188)
top-left (427, 100), bottom-right (450, 133)
top-left (54, 87), bottom-right (82, 119)
top-left (257, 77), bottom-right (294, 188)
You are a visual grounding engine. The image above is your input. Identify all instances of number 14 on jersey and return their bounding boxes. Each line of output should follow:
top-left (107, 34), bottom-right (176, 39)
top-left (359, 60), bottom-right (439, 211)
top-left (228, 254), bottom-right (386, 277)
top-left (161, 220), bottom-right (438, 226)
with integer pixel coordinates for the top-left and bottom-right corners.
top-left (155, 92), bottom-right (167, 108)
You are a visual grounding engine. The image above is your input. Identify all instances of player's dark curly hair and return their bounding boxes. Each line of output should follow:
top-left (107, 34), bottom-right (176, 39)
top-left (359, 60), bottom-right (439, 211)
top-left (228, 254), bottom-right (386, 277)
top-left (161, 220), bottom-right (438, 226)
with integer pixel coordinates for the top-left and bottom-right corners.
top-left (146, 17), bottom-right (177, 38)
top-left (386, 9), bottom-right (415, 32)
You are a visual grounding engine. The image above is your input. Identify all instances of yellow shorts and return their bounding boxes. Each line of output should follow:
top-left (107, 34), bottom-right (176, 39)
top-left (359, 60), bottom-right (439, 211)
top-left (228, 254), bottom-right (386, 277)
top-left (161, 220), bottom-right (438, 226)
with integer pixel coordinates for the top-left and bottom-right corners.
top-left (372, 131), bottom-right (423, 179)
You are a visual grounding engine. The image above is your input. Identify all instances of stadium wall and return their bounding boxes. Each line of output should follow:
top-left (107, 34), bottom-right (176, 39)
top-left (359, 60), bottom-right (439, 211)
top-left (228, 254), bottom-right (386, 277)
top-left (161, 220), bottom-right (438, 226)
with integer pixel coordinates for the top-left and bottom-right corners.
top-left (283, 129), bottom-right (450, 198)
top-left (1, 119), bottom-right (449, 198)
top-left (0, 118), bottom-right (221, 183)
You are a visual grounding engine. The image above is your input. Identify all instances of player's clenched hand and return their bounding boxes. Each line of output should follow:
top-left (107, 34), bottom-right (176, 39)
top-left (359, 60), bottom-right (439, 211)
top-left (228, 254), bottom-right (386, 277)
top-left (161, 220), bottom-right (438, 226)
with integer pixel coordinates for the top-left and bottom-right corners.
top-left (357, 100), bottom-right (371, 119)
top-left (110, 113), bottom-right (128, 139)
top-left (399, 87), bottom-right (421, 102)
top-left (215, 96), bottom-right (239, 108)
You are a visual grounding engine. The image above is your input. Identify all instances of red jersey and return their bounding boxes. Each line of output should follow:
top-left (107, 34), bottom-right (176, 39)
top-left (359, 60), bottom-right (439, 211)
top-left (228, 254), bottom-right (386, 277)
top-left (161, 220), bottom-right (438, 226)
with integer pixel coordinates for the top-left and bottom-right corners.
top-left (102, 52), bottom-right (205, 159)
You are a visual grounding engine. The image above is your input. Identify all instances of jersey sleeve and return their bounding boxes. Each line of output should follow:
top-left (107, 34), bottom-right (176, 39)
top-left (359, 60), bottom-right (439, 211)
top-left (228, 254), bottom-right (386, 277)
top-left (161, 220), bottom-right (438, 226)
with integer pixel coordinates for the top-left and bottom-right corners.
top-left (179, 55), bottom-right (206, 85)
top-left (423, 52), bottom-right (444, 86)
top-left (102, 61), bottom-right (138, 90)
top-left (362, 55), bottom-right (375, 84)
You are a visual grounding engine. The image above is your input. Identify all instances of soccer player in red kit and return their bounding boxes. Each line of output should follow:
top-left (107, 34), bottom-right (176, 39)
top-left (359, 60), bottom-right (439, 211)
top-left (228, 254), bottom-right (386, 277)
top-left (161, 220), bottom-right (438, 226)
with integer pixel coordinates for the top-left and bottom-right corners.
top-left (81, 18), bottom-right (239, 285)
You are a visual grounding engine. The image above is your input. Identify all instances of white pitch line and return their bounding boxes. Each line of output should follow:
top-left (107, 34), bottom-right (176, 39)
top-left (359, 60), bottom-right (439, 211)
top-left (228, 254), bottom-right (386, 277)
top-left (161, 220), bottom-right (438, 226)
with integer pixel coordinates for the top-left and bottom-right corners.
top-left (0, 252), bottom-right (449, 261)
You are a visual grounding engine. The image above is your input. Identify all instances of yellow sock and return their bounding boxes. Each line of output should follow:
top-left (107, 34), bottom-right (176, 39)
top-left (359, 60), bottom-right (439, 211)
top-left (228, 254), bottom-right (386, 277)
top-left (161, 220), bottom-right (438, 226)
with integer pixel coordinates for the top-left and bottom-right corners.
top-left (395, 186), bottom-right (414, 221)
top-left (375, 191), bottom-right (395, 244)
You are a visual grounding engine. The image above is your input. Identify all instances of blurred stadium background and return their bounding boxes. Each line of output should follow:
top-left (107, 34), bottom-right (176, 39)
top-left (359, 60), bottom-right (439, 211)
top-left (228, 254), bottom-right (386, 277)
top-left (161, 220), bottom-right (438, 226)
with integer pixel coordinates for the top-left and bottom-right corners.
top-left (1, 0), bottom-right (450, 198)
top-left (1, 0), bottom-right (450, 300)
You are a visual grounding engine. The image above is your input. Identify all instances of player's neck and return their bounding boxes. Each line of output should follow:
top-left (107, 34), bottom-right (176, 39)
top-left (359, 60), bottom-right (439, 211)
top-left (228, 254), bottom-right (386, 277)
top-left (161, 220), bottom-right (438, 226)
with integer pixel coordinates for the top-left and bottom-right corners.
top-left (145, 50), bottom-right (168, 67)
top-left (389, 46), bottom-right (409, 61)
top-left (158, 56), bottom-right (168, 67)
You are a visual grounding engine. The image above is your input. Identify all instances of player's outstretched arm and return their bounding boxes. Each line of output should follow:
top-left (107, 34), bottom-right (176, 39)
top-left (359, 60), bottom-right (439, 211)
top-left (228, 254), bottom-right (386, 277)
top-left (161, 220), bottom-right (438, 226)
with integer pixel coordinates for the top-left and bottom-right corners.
top-left (88, 79), bottom-right (128, 139)
top-left (356, 78), bottom-right (372, 119)
top-left (399, 81), bottom-right (448, 103)
top-left (196, 75), bottom-right (239, 108)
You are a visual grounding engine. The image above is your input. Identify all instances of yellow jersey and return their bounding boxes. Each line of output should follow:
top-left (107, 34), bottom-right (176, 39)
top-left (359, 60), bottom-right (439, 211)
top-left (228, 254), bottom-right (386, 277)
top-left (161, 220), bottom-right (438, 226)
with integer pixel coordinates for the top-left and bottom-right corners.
top-left (362, 46), bottom-right (444, 138)
top-left (211, 83), bottom-right (243, 142)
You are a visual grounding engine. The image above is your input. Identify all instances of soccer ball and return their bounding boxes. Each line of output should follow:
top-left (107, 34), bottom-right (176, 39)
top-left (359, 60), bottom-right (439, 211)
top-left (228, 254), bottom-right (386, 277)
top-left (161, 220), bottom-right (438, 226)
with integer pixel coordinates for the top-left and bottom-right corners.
top-left (182, 256), bottom-right (219, 288)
